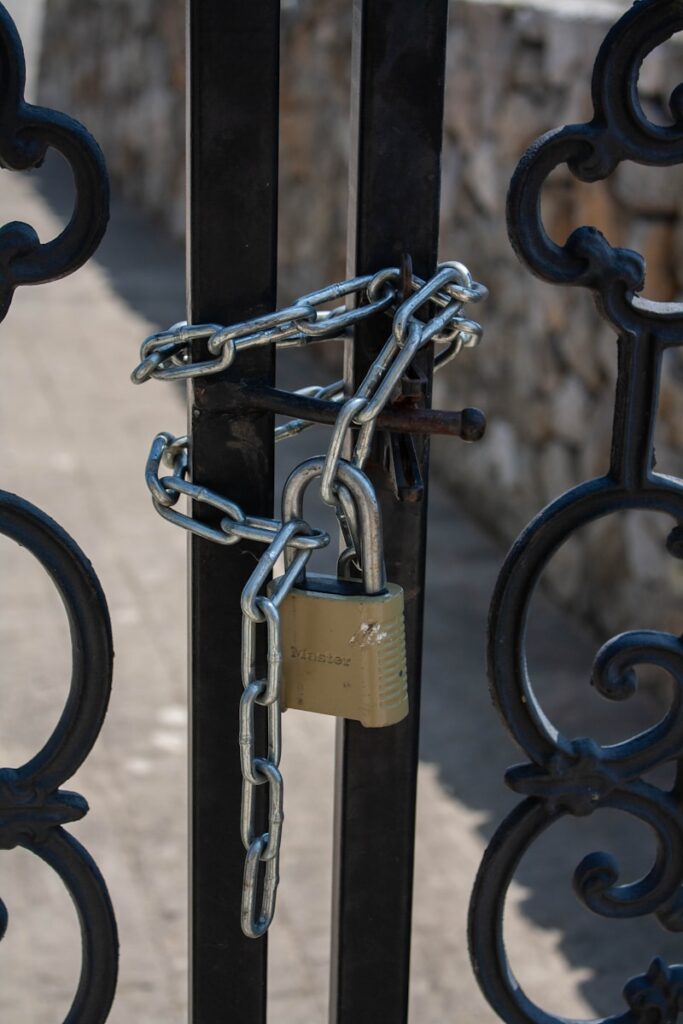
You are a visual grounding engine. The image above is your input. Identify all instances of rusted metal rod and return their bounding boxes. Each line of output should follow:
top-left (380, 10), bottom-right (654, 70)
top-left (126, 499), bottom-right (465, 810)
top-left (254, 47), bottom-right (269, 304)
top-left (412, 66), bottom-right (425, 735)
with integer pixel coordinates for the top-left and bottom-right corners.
top-left (224, 381), bottom-right (486, 441)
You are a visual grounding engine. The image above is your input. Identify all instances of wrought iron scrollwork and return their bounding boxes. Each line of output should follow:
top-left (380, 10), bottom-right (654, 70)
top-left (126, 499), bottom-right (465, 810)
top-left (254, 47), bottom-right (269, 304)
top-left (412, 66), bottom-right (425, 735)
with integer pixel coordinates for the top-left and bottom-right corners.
top-left (469, 1), bottom-right (683, 1022)
top-left (0, 3), bottom-right (117, 1020)
top-left (0, 493), bottom-right (117, 1021)
top-left (0, 2), bottom-right (109, 322)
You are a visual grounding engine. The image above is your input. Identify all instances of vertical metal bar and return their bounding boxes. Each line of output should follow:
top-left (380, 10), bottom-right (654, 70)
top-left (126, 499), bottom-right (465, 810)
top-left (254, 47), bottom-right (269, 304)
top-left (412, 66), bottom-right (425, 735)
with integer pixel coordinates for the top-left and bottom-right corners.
top-left (187, 3), bottom-right (279, 1021)
top-left (330, 2), bottom-right (449, 1022)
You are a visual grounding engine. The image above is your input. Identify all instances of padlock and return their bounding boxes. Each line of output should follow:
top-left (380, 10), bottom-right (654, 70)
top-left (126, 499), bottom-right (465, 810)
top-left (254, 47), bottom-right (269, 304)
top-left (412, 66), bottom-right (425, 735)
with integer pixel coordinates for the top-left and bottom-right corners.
top-left (272, 456), bottom-right (408, 728)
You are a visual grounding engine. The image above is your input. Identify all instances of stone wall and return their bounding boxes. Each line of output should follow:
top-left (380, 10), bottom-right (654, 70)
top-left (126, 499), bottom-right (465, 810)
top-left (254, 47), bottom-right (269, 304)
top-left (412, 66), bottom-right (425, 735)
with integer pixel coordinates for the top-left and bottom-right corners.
top-left (435, 1), bottom-right (683, 637)
top-left (40, 0), bottom-right (186, 236)
top-left (38, 0), bottom-right (350, 287)
top-left (39, 0), bottom-right (683, 636)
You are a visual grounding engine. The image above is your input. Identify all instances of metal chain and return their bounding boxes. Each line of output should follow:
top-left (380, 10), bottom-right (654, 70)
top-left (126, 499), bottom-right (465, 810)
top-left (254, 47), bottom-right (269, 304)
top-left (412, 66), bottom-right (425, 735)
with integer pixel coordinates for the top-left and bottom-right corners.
top-left (137, 258), bottom-right (487, 937)
top-left (145, 432), bottom-right (329, 550)
top-left (365, 263), bottom-right (482, 456)
top-left (131, 272), bottom-right (394, 384)
top-left (319, 262), bottom-right (487, 562)
top-left (145, 431), bottom-right (329, 937)
top-left (131, 262), bottom-right (487, 387)
top-left (239, 517), bottom-right (327, 936)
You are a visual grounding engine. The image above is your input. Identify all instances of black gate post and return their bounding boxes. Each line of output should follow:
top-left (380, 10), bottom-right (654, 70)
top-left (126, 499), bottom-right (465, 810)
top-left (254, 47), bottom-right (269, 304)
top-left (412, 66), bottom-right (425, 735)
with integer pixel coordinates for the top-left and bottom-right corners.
top-left (331, 3), bottom-right (450, 1022)
top-left (187, 3), bottom-right (279, 1021)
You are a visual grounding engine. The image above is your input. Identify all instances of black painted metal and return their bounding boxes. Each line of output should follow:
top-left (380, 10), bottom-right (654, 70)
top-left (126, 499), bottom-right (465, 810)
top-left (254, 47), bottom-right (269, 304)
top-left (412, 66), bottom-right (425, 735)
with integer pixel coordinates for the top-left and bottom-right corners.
top-left (331, 3), bottom-right (449, 1022)
top-left (220, 378), bottom-right (486, 440)
top-left (187, 2), bottom-right (279, 1021)
top-left (0, 6), bottom-right (108, 321)
top-left (0, 493), bottom-right (117, 1023)
top-left (469, 2), bottom-right (683, 1021)
top-left (0, 4), bottom-right (116, 1020)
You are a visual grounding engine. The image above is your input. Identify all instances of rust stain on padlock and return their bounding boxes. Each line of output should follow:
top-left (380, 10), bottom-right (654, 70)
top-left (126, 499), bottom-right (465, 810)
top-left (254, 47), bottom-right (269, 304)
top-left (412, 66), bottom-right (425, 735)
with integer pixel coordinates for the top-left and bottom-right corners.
top-left (348, 623), bottom-right (388, 647)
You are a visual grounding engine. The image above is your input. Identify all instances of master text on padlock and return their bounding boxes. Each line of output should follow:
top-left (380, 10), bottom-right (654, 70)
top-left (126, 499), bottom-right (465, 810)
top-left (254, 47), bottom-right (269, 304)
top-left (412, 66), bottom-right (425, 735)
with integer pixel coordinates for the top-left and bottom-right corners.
top-left (289, 645), bottom-right (352, 667)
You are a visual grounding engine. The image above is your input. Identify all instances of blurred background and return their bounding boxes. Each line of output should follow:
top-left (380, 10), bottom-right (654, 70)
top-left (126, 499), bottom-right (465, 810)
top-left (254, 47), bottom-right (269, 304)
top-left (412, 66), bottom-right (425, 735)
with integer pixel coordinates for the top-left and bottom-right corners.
top-left (1, 1), bottom-right (682, 1021)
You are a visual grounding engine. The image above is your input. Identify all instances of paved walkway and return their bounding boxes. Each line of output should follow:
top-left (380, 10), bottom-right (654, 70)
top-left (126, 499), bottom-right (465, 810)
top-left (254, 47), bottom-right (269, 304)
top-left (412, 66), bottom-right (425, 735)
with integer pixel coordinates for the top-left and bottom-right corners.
top-left (0, 160), bottom-right (679, 1023)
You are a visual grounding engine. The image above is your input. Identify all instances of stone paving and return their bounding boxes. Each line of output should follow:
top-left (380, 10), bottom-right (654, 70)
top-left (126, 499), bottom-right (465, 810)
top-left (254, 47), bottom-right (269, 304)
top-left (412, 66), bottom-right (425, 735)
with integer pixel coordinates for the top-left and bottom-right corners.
top-left (0, 160), bottom-right (681, 1024)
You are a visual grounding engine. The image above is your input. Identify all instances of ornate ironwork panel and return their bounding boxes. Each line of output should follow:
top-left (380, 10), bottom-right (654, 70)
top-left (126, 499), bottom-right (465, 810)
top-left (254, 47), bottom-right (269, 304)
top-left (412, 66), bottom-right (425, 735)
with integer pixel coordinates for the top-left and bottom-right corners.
top-left (0, 4), bottom-right (117, 1021)
top-left (469, 1), bottom-right (683, 1022)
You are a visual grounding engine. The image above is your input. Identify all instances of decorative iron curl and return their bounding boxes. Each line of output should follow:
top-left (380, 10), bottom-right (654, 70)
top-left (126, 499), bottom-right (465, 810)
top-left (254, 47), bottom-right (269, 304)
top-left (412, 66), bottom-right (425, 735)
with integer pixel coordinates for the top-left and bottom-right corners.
top-left (0, 1), bottom-right (109, 323)
top-left (0, 4), bottom-right (116, 1018)
top-left (0, 492), bottom-right (118, 1021)
top-left (469, 1), bottom-right (683, 1021)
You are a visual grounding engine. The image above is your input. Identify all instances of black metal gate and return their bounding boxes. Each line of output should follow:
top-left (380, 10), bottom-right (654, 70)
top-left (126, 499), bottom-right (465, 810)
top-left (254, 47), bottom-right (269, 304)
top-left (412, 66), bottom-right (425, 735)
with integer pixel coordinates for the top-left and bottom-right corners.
top-left (186, 2), bottom-right (455, 1020)
top-left (1, 0), bottom-right (683, 1022)
top-left (0, 7), bottom-right (117, 1022)
top-left (471, 3), bottom-right (683, 1021)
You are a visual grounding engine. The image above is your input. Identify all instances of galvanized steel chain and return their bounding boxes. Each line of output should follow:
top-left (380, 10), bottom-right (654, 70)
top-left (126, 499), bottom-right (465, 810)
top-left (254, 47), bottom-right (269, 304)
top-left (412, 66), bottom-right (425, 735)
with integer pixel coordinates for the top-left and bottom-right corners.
top-left (145, 431), bottom-right (327, 550)
top-left (308, 261), bottom-right (487, 562)
top-left (238, 519), bottom-right (328, 937)
top-left (131, 261), bottom-right (487, 389)
top-left (146, 431), bottom-right (329, 936)
top-left (321, 262), bottom-right (484, 504)
top-left (136, 258), bottom-right (487, 938)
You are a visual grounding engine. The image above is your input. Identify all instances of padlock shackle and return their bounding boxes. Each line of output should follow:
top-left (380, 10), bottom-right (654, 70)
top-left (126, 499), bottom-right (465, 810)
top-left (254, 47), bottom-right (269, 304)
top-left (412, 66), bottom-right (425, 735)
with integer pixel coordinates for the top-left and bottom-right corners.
top-left (281, 456), bottom-right (386, 594)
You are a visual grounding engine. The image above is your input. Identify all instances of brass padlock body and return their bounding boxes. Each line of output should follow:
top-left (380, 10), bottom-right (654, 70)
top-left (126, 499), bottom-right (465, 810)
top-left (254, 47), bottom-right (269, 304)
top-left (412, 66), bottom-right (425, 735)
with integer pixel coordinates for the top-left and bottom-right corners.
top-left (273, 573), bottom-right (408, 728)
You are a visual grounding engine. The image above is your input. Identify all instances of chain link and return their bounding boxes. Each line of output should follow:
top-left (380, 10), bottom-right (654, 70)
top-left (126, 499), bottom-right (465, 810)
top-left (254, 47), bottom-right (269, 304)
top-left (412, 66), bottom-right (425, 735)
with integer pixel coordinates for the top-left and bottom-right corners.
top-left (131, 263), bottom-right (486, 386)
top-left (132, 271), bottom-right (393, 384)
top-left (238, 518), bottom-right (326, 937)
top-left (137, 258), bottom-right (487, 938)
top-left (144, 432), bottom-right (329, 937)
top-left (145, 432), bottom-right (330, 552)
top-left (319, 262), bottom-right (487, 554)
